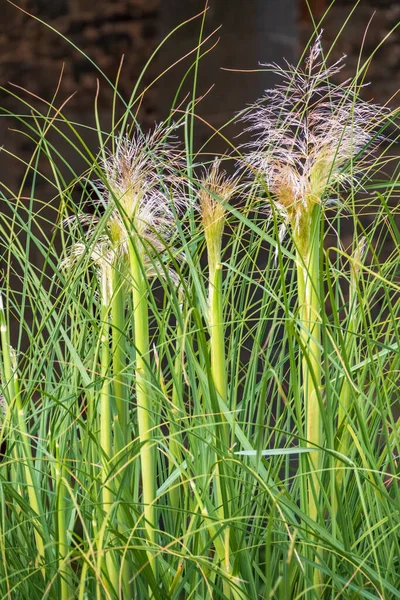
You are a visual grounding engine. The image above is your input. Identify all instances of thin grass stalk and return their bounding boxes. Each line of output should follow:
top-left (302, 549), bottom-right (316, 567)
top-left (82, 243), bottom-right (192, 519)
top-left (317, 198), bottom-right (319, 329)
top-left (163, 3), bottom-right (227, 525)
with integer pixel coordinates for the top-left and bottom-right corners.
top-left (111, 266), bottom-right (128, 453)
top-left (336, 243), bottom-right (364, 471)
top-left (188, 471), bottom-right (245, 600)
top-left (99, 267), bottom-right (119, 595)
top-left (334, 240), bottom-right (365, 530)
top-left (168, 302), bottom-right (184, 516)
top-left (56, 440), bottom-right (72, 600)
top-left (0, 289), bottom-right (46, 569)
top-left (295, 205), bottom-right (323, 595)
top-left (78, 561), bottom-right (90, 600)
top-left (128, 241), bottom-right (157, 576)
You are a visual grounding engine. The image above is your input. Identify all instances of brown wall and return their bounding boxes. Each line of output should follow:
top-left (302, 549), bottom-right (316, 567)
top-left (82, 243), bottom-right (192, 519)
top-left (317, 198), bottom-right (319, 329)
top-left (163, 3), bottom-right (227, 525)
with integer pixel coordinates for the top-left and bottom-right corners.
top-left (300, 0), bottom-right (400, 105)
top-left (0, 0), bottom-right (159, 117)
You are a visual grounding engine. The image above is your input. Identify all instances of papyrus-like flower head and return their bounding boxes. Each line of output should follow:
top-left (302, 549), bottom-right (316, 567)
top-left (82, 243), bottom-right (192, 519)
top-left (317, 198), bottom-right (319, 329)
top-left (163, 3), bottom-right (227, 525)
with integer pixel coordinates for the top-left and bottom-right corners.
top-left (242, 34), bottom-right (388, 253)
top-left (63, 123), bottom-right (187, 297)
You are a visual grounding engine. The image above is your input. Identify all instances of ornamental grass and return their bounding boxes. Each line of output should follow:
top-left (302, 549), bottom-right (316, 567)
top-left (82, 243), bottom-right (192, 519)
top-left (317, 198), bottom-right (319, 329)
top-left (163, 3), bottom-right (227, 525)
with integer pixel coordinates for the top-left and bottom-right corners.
top-left (0, 8), bottom-right (399, 600)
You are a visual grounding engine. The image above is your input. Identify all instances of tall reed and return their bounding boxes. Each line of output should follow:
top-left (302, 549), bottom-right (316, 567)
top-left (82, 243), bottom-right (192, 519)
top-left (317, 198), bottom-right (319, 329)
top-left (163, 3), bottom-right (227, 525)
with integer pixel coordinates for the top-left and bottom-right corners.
top-left (241, 33), bottom-right (390, 587)
top-left (198, 159), bottom-right (244, 598)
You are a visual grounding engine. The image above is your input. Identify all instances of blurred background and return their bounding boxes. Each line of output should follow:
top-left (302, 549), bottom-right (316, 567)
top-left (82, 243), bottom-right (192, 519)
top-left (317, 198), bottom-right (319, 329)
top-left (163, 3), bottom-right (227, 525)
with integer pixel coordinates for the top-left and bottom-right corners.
top-left (0, 0), bottom-right (398, 280)
top-left (1, 0), bottom-right (398, 183)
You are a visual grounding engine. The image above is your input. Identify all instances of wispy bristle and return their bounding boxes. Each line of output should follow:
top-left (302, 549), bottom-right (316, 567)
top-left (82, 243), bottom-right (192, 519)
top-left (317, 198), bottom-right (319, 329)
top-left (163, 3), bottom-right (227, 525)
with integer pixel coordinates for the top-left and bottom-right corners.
top-left (62, 122), bottom-right (188, 294)
top-left (241, 36), bottom-right (389, 236)
top-left (199, 158), bottom-right (240, 275)
top-left (199, 158), bottom-right (239, 229)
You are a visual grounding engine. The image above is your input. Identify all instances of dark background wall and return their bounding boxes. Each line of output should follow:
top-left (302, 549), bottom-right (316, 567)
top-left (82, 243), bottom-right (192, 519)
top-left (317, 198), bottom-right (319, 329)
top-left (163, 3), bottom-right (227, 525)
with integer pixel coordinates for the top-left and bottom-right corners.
top-left (158, 0), bottom-right (296, 151)
top-left (0, 0), bottom-right (398, 222)
top-left (0, 0), bottom-right (159, 119)
top-left (0, 0), bottom-right (298, 173)
top-left (301, 0), bottom-right (400, 105)
top-left (0, 0), bottom-right (160, 196)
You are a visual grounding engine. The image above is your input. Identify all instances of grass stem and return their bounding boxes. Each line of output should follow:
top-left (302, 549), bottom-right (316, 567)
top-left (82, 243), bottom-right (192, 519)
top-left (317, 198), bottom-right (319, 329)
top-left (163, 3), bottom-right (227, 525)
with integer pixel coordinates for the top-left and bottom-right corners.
top-left (295, 205), bottom-right (322, 593)
top-left (129, 242), bottom-right (157, 576)
top-left (110, 266), bottom-right (132, 597)
top-left (56, 441), bottom-right (72, 600)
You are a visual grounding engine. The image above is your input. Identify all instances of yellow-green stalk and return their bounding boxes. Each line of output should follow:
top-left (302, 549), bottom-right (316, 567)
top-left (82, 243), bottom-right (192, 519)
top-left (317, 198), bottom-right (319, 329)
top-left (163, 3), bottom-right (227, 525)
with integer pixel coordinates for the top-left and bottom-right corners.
top-left (111, 265), bottom-right (128, 455)
top-left (64, 124), bottom-right (188, 584)
top-left (110, 264), bottom-right (132, 598)
top-left (200, 160), bottom-right (232, 448)
top-left (199, 159), bottom-right (242, 599)
top-left (129, 240), bottom-right (156, 574)
top-left (242, 36), bottom-right (387, 591)
top-left (99, 126), bottom-right (186, 575)
top-left (61, 243), bottom-right (124, 593)
top-left (56, 440), bottom-right (73, 600)
top-left (0, 289), bottom-right (46, 569)
top-left (275, 173), bottom-right (325, 594)
top-left (293, 202), bottom-right (322, 524)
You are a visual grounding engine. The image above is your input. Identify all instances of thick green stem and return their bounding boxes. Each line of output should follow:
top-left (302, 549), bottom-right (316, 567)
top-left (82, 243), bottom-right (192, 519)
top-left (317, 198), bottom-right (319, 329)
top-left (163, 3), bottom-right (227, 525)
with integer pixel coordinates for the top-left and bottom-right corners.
top-left (209, 264), bottom-right (229, 448)
top-left (129, 243), bottom-right (156, 574)
top-left (0, 290), bottom-right (46, 568)
top-left (295, 205), bottom-right (323, 598)
top-left (295, 205), bottom-right (322, 523)
top-left (208, 263), bottom-right (244, 600)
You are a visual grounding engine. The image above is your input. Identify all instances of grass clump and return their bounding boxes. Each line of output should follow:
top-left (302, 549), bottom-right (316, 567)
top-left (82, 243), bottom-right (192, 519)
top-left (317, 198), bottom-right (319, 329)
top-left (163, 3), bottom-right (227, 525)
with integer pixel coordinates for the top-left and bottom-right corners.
top-left (0, 5), bottom-right (399, 600)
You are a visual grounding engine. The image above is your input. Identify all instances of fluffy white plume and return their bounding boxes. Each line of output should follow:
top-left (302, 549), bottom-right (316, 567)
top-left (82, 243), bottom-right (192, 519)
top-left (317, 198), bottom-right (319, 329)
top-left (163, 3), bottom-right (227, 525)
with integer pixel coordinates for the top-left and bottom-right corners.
top-left (242, 33), bottom-right (389, 237)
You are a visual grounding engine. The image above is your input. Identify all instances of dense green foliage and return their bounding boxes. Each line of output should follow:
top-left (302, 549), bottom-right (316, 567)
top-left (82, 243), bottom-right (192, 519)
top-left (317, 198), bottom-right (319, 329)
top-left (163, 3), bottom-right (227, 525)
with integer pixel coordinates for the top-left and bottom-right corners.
top-left (0, 6), bottom-right (399, 599)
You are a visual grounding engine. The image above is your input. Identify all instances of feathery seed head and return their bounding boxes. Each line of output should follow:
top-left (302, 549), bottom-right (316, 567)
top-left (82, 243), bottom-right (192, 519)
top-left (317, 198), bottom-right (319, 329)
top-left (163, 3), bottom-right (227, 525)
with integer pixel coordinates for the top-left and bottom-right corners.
top-left (100, 123), bottom-right (186, 254)
top-left (242, 33), bottom-right (388, 246)
top-left (62, 123), bottom-right (187, 298)
top-left (199, 159), bottom-right (234, 232)
top-left (199, 158), bottom-right (239, 275)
